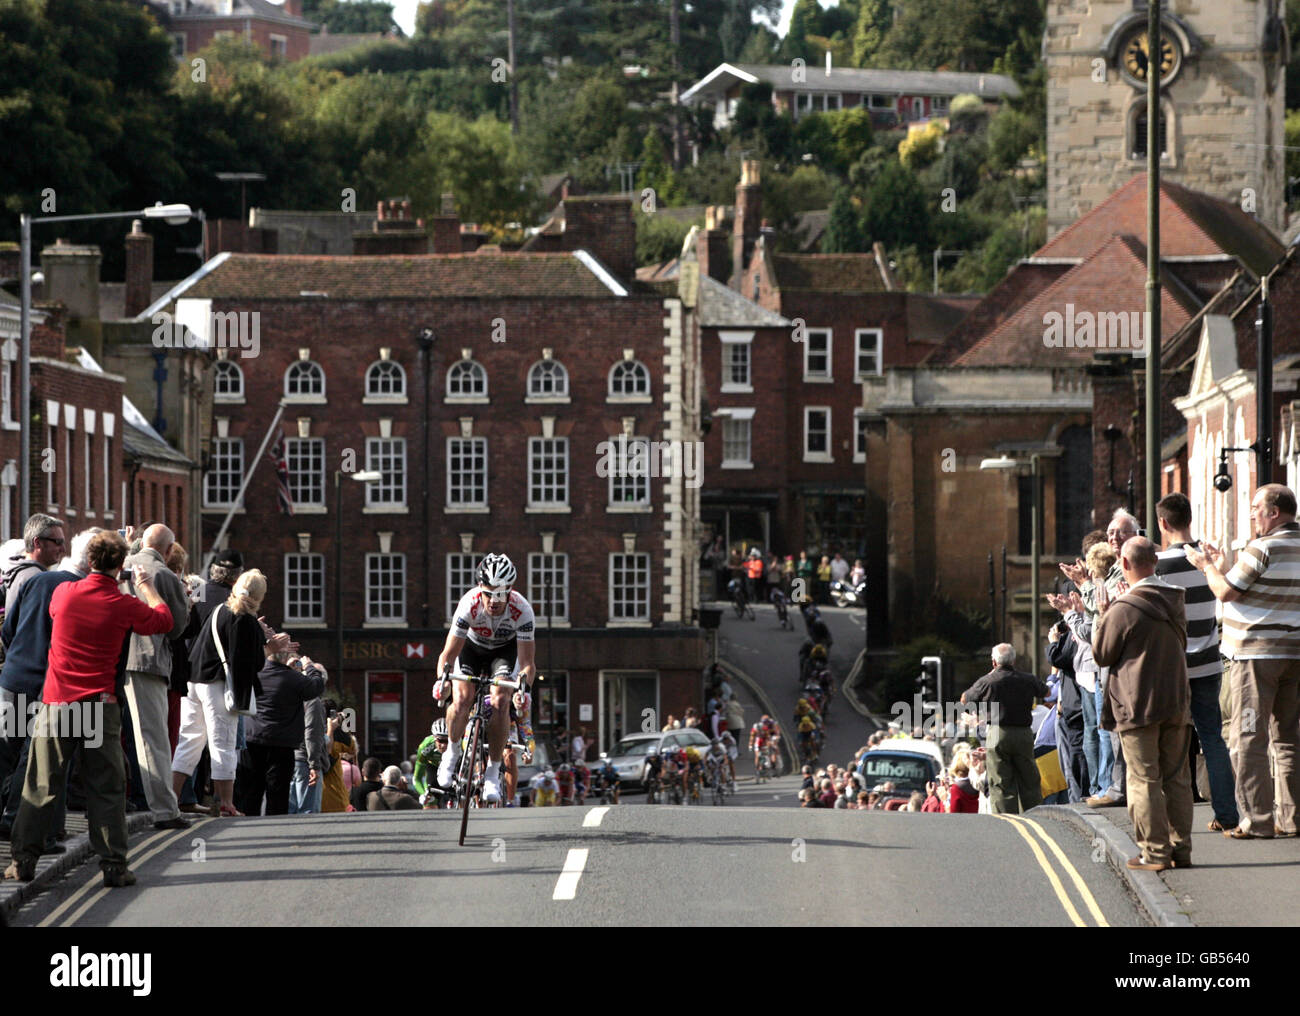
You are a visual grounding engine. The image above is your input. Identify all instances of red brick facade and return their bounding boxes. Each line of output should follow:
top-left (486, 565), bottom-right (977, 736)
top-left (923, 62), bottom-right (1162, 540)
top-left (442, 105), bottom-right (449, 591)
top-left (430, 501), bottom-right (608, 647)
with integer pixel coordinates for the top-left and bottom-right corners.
top-left (187, 247), bottom-right (705, 763)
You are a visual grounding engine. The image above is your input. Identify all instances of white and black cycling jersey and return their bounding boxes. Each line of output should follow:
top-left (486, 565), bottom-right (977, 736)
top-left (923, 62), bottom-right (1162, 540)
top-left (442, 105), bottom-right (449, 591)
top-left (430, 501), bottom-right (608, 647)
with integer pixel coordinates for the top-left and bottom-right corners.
top-left (450, 589), bottom-right (536, 650)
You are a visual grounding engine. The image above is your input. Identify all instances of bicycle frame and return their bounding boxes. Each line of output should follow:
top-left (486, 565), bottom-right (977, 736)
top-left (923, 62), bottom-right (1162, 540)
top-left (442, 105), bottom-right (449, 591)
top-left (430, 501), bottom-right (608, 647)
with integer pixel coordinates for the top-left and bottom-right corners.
top-left (444, 667), bottom-right (519, 846)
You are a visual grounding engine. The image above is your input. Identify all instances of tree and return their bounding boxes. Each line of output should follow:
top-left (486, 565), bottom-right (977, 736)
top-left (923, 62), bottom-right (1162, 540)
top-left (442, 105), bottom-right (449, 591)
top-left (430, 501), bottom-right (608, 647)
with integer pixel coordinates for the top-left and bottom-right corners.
top-left (851, 0), bottom-right (892, 66)
top-left (780, 0), bottom-right (823, 63)
top-left (864, 159), bottom-right (930, 251)
top-left (417, 112), bottom-right (539, 229)
top-left (822, 186), bottom-right (867, 252)
top-left (303, 0), bottom-right (401, 36)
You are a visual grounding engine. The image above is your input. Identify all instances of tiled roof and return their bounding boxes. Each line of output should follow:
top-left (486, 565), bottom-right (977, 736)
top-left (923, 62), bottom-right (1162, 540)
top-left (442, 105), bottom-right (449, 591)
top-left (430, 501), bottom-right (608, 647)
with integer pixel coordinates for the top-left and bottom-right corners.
top-left (770, 253), bottom-right (888, 293)
top-left (179, 253), bottom-right (623, 300)
top-left (955, 235), bottom-right (1200, 367)
top-left (124, 420), bottom-right (193, 468)
top-left (684, 63), bottom-right (1020, 102)
top-left (925, 262), bottom-right (1072, 364)
top-left (1038, 175), bottom-right (1284, 276)
top-left (697, 275), bottom-right (788, 327)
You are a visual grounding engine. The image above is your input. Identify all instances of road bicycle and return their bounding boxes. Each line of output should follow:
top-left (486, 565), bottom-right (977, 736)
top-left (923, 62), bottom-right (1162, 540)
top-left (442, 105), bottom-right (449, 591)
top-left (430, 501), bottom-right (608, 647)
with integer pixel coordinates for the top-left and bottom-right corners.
top-left (685, 768), bottom-right (702, 805)
top-left (645, 771), bottom-right (661, 804)
top-left (729, 582), bottom-right (756, 621)
top-left (771, 591), bottom-right (793, 630)
top-left (708, 764), bottom-right (728, 805)
top-left (597, 776), bottom-right (620, 805)
top-left (440, 664), bottom-right (520, 846)
top-left (755, 748), bottom-right (775, 783)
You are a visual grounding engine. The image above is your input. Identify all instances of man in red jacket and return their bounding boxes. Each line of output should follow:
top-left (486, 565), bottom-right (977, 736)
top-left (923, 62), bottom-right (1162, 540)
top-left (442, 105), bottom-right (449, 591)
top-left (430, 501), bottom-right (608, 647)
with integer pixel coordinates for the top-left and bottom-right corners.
top-left (3, 531), bottom-right (173, 888)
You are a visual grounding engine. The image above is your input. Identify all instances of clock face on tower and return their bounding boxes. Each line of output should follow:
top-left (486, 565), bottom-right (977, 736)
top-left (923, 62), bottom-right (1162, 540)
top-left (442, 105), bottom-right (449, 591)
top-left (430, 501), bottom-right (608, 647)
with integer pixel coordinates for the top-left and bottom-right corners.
top-left (1119, 26), bottom-right (1182, 87)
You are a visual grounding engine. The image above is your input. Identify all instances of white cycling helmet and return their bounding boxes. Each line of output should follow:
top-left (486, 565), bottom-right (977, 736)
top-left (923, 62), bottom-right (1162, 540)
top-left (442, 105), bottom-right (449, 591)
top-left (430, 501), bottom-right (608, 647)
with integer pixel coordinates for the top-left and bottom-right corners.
top-left (431, 718), bottom-right (448, 737)
top-left (476, 553), bottom-right (516, 590)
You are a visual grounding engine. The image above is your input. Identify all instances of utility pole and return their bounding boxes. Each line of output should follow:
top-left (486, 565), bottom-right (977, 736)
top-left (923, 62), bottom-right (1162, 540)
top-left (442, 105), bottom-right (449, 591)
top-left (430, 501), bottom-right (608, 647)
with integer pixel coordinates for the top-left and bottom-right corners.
top-left (1144, 0), bottom-right (1163, 530)
top-left (507, 0), bottom-right (519, 135)
top-left (670, 0), bottom-right (682, 169)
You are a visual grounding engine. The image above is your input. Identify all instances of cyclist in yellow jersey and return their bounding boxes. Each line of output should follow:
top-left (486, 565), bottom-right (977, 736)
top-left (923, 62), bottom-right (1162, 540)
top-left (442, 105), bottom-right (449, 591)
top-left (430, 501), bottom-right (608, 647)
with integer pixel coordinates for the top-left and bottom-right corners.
top-left (682, 745), bottom-right (704, 799)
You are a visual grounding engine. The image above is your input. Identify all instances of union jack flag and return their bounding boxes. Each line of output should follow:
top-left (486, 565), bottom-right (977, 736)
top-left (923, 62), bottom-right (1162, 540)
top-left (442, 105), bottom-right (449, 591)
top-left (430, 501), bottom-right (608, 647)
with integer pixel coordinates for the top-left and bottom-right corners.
top-left (268, 430), bottom-right (294, 516)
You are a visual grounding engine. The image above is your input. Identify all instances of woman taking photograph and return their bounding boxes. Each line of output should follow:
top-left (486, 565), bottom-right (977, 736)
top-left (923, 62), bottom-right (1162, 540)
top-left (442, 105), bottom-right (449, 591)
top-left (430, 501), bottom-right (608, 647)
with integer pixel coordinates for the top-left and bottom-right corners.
top-left (172, 569), bottom-right (294, 817)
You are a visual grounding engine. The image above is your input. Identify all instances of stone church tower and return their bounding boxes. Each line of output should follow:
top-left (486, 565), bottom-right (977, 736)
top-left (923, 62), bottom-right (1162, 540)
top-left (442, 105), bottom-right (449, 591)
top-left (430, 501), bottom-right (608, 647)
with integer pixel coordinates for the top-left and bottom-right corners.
top-left (1046, 0), bottom-right (1288, 238)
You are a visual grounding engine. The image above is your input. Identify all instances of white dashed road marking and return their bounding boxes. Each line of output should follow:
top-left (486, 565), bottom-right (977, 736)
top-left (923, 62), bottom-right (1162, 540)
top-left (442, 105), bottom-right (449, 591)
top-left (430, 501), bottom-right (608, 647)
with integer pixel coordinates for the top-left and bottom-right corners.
top-left (582, 807), bottom-right (609, 828)
top-left (552, 848), bottom-right (589, 900)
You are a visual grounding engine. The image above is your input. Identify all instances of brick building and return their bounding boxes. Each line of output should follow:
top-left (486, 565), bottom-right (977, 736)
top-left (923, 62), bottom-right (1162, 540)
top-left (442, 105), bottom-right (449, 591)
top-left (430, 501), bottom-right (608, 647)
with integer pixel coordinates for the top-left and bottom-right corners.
top-left (142, 0), bottom-right (315, 63)
top-left (902, 175), bottom-right (1285, 658)
top-left (163, 198), bottom-right (707, 763)
top-left (0, 292), bottom-right (129, 543)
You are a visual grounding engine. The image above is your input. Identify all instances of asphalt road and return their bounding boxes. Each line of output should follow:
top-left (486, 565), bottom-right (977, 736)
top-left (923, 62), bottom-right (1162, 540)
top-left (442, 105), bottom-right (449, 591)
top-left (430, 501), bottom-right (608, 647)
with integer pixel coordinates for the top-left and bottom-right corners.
top-left (714, 601), bottom-right (879, 769)
top-left (11, 804), bottom-right (1147, 927)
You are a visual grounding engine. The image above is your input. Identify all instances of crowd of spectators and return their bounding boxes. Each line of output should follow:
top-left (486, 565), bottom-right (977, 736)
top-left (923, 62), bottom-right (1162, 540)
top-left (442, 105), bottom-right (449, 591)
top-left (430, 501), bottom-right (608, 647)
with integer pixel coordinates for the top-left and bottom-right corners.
top-left (0, 514), bottom-right (418, 889)
top-left (702, 536), bottom-right (864, 607)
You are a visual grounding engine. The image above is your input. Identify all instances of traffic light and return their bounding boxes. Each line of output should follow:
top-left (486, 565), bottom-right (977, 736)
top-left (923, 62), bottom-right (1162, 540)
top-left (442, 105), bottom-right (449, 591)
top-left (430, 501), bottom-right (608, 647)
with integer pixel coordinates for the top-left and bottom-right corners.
top-left (918, 656), bottom-right (942, 702)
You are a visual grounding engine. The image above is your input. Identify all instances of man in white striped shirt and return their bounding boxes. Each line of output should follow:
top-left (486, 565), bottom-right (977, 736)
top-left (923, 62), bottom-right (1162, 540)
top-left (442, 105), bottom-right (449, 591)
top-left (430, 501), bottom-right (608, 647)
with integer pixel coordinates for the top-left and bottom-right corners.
top-left (1186, 483), bottom-right (1300, 839)
top-left (1154, 493), bottom-right (1238, 834)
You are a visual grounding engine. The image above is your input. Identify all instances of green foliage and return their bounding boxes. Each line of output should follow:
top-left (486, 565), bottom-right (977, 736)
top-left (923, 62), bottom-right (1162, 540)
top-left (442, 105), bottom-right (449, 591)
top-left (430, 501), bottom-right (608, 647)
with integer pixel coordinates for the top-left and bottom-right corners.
top-left (865, 159), bottom-right (930, 252)
top-left (303, 0), bottom-right (400, 35)
top-left (898, 121), bottom-right (944, 171)
top-left (821, 186), bottom-right (867, 253)
top-left (418, 112), bottom-right (541, 229)
top-left (635, 211), bottom-right (698, 268)
top-left (852, 0), bottom-right (892, 67)
top-left (1286, 110), bottom-right (1300, 208)
top-left (986, 106), bottom-right (1038, 172)
top-left (763, 164), bottom-right (836, 237)
top-left (872, 0), bottom-right (1044, 72)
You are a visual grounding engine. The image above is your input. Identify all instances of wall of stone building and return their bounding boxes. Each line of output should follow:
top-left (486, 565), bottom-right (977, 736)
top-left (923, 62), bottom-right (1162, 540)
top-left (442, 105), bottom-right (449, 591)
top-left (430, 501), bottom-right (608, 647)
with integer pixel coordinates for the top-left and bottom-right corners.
top-left (1046, 0), bottom-right (1285, 236)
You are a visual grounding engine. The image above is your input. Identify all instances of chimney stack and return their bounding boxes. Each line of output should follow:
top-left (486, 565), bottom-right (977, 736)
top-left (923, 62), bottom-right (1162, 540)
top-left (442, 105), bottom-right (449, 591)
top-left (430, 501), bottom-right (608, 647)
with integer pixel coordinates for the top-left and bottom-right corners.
top-left (561, 196), bottom-right (636, 282)
top-left (124, 220), bottom-right (154, 319)
top-left (732, 160), bottom-right (762, 290)
top-left (354, 197), bottom-right (429, 255)
top-left (429, 192), bottom-right (461, 254)
top-left (40, 238), bottom-right (103, 358)
top-left (696, 206), bottom-right (731, 283)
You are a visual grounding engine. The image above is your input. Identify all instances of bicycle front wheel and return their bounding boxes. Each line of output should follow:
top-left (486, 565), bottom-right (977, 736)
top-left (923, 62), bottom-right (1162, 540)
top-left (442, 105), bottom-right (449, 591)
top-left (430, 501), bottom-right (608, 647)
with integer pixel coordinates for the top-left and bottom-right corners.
top-left (458, 718), bottom-right (481, 846)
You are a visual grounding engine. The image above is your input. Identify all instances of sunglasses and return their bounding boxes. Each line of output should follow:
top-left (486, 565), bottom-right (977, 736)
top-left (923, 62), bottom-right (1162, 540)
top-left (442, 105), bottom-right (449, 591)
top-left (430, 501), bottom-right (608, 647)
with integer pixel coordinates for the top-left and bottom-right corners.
top-left (39, 536), bottom-right (65, 546)
top-left (484, 590), bottom-right (510, 603)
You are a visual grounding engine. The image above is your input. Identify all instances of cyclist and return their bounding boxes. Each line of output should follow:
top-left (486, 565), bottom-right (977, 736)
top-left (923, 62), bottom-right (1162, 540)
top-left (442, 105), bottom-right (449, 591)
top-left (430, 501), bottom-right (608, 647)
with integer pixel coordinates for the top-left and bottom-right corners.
top-left (727, 575), bottom-right (749, 615)
top-left (798, 605), bottom-right (833, 678)
top-left (704, 738), bottom-right (729, 788)
top-left (433, 553), bottom-right (536, 804)
top-left (573, 758), bottom-right (591, 805)
top-left (770, 585), bottom-right (791, 627)
top-left (413, 719), bottom-right (450, 808)
top-left (797, 713), bottom-right (818, 762)
top-left (659, 747), bottom-right (681, 797)
top-left (719, 729), bottom-right (739, 785)
top-left (643, 748), bottom-right (663, 799)
top-left (594, 756), bottom-right (621, 803)
top-left (749, 714), bottom-right (776, 772)
top-left (555, 763), bottom-right (575, 804)
top-left (530, 768), bottom-right (559, 807)
top-left (682, 745), bottom-right (704, 800)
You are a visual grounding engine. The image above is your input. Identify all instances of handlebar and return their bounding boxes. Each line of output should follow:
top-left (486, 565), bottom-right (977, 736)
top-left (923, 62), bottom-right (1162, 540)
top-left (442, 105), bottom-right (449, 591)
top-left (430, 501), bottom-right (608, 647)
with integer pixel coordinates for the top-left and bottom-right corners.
top-left (447, 673), bottom-right (520, 690)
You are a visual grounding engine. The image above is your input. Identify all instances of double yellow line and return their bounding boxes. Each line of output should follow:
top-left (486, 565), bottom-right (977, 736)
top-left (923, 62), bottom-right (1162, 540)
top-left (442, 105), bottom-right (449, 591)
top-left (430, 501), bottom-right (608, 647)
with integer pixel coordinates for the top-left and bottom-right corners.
top-left (995, 813), bottom-right (1110, 927)
top-left (38, 820), bottom-right (209, 928)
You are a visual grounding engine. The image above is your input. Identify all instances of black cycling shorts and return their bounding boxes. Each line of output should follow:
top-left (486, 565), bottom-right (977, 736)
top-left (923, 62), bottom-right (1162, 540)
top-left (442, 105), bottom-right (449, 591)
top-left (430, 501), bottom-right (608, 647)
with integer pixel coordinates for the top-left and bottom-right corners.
top-left (456, 638), bottom-right (518, 680)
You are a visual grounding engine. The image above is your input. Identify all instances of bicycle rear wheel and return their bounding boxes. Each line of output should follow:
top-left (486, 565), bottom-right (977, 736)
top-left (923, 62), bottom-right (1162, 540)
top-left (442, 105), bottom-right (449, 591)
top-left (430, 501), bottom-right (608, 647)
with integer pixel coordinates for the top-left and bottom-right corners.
top-left (458, 716), bottom-right (481, 846)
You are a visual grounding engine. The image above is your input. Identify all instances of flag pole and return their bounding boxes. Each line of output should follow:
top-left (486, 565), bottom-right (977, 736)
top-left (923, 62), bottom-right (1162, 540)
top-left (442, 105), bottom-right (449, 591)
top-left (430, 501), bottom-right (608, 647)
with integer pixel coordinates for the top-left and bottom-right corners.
top-left (203, 400), bottom-right (288, 570)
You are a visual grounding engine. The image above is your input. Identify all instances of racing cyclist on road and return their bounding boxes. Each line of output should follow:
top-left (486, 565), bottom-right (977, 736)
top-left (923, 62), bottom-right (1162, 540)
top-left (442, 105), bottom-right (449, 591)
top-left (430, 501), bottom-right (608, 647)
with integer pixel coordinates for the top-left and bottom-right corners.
top-left (413, 719), bottom-right (450, 808)
top-left (433, 554), bottom-right (536, 804)
top-left (749, 714), bottom-right (779, 773)
top-left (704, 738), bottom-right (729, 789)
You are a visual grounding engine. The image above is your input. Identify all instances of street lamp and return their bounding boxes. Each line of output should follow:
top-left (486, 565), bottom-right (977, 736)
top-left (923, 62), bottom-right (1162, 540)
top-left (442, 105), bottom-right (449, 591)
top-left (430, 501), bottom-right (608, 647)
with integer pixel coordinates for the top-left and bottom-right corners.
top-left (19, 202), bottom-right (193, 521)
top-left (334, 469), bottom-right (384, 683)
top-left (981, 453), bottom-right (1043, 674)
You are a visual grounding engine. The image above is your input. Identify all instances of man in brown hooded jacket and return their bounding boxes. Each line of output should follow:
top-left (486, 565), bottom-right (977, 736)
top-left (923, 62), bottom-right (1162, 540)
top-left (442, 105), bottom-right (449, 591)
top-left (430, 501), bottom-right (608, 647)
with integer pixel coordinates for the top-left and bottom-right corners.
top-left (1092, 535), bottom-right (1193, 871)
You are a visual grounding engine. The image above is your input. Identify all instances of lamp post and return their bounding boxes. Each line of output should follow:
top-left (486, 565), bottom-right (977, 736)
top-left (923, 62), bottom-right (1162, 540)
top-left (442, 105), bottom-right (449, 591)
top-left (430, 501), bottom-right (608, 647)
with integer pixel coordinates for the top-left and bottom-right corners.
top-left (981, 453), bottom-right (1042, 674)
top-left (19, 202), bottom-right (192, 522)
top-left (333, 469), bottom-right (383, 681)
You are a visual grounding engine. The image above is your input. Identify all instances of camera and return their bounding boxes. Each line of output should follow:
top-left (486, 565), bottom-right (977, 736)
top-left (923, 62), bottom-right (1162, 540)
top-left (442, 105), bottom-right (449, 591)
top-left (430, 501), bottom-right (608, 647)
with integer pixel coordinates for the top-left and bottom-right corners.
top-left (1214, 470), bottom-right (1233, 493)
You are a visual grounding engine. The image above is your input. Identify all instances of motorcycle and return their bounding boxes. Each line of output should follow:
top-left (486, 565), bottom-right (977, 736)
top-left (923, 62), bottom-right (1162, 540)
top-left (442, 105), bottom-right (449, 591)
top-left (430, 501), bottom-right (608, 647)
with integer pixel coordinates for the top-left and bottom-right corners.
top-left (831, 579), bottom-right (867, 608)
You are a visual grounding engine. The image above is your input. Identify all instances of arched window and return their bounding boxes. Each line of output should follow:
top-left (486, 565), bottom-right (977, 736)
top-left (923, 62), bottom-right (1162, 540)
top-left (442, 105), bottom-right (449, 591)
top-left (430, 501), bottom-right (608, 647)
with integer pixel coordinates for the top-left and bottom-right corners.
top-left (1055, 425), bottom-right (1094, 555)
top-left (366, 360), bottom-right (406, 398)
top-left (284, 360), bottom-right (325, 399)
top-left (1130, 108), bottom-right (1168, 160)
top-left (446, 359), bottom-right (487, 398)
top-left (608, 359), bottom-right (650, 398)
top-left (213, 360), bottom-right (244, 400)
top-left (527, 359), bottom-right (569, 398)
